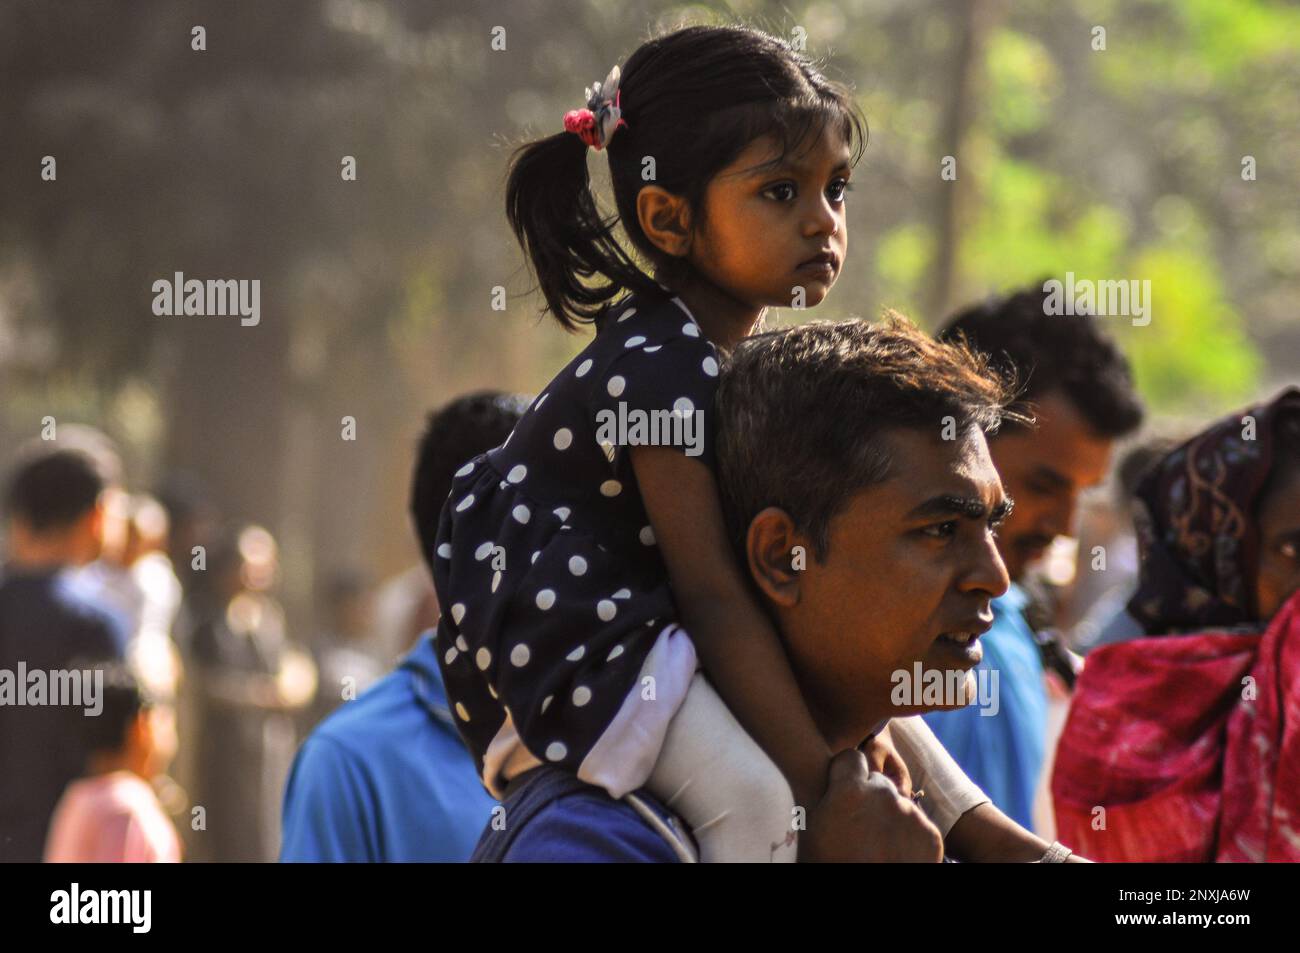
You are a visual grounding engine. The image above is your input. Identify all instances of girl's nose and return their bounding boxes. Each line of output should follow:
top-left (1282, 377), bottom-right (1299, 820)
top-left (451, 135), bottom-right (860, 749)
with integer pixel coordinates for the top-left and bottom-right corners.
top-left (804, 195), bottom-right (841, 237)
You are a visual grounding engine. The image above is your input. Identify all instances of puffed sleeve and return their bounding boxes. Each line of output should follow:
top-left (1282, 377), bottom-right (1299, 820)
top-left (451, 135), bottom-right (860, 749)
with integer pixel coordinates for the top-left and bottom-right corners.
top-left (590, 329), bottom-right (721, 473)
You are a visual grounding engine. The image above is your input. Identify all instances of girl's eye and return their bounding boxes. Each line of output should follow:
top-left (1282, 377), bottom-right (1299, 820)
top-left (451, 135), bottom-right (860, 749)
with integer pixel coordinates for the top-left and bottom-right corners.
top-left (923, 521), bottom-right (958, 540)
top-left (763, 183), bottom-right (796, 202)
top-left (1281, 539), bottom-right (1299, 561)
top-left (827, 179), bottom-right (852, 202)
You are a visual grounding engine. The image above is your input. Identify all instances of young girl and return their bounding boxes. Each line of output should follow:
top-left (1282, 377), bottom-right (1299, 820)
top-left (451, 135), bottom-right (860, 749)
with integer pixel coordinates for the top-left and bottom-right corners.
top-left (432, 24), bottom-right (866, 860)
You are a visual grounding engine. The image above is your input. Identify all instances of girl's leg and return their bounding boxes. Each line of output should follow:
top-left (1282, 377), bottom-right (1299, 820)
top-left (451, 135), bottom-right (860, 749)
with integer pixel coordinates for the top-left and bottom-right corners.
top-left (646, 671), bottom-right (797, 862)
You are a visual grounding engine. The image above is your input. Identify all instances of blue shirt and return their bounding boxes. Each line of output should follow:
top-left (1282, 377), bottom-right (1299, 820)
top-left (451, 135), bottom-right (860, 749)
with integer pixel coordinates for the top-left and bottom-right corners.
top-left (470, 765), bottom-right (694, 862)
top-left (280, 632), bottom-right (496, 862)
top-left (922, 584), bottom-right (1047, 831)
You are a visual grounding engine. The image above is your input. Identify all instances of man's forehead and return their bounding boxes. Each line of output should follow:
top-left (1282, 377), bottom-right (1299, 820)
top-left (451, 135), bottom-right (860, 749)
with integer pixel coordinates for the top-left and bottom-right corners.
top-left (1000, 390), bottom-right (1114, 488)
top-left (863, 426), bottom-right (1004, 510)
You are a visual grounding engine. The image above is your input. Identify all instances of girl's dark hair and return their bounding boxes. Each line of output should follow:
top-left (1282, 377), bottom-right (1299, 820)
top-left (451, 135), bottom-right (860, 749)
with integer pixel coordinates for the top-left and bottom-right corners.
top-left (505, 24), bottom-right (867, 331)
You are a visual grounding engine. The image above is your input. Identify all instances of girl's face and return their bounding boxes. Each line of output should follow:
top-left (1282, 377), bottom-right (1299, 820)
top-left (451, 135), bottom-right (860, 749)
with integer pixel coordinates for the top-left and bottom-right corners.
top-left (1255, 456), bottom-right (1300, 622)
top-left (690, 123), bottom-right (852, 310)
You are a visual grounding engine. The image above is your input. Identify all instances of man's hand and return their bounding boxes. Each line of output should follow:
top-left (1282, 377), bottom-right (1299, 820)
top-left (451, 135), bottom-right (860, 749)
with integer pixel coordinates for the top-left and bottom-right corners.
top-left (799, 749), bottom-right (943, 862)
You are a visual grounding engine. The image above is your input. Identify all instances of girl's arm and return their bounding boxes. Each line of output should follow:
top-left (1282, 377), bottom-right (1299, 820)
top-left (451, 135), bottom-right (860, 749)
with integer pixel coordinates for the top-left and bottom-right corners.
top-left (946, 803), bottom-right (1090, 862)
top-left (630, 444), bottom-right (832, 807)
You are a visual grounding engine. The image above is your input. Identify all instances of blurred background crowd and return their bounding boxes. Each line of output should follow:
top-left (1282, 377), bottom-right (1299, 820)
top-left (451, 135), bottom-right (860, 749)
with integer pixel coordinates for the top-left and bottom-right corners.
top-left (1, 0), bottom-right (1297, 861)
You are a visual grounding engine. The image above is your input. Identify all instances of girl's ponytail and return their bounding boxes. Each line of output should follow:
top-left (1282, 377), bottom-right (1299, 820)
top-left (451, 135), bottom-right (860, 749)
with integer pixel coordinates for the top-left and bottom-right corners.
top-left (505, 130), bottom-right (660, 332)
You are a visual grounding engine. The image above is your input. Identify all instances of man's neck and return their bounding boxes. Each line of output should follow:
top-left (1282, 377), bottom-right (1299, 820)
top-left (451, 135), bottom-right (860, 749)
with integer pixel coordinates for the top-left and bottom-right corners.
top-left (7, 523), bottom-right (92, 570)
top-left (816, 693), bottom-right (896, 753)
top-left (6, 549), bottom-right (78, 573)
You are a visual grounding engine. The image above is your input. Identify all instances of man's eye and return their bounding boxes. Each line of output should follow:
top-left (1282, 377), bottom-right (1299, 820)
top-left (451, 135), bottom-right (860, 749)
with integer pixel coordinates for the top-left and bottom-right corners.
top-left (923, 521), bottom-right (957, 539)
top-left (763, 183), bottom-right (796, 202)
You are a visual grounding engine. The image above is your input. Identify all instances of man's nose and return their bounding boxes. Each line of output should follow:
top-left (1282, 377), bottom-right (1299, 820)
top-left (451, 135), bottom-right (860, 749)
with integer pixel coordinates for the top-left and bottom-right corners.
top-left (963, 531), bottom-right (1011, 600)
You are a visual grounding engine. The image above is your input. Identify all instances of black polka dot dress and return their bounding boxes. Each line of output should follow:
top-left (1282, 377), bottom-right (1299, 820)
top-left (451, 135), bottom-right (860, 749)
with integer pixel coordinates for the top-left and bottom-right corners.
top-left (431, 290), bottom-right (721, 797)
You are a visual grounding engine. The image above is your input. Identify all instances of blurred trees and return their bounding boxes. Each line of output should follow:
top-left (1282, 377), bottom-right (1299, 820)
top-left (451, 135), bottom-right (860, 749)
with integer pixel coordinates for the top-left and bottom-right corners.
top-left (2, 0), bottom-right (1296, 627)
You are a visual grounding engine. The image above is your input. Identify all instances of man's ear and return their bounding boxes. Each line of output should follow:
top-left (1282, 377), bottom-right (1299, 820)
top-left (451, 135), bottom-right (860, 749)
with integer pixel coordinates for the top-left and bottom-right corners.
top-left (635, 185), bottom-right (693, 259)
top-left (746, 506), bottom-right (807, 609)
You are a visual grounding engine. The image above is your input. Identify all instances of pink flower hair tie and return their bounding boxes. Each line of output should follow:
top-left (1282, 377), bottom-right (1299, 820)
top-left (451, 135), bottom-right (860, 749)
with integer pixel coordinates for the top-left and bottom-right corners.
top-left (562, 65), bottom-right (627, 151)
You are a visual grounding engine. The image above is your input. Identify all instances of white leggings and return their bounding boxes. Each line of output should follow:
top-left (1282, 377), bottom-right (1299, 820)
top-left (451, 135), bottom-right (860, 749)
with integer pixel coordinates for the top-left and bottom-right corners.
top-left (641, 681), bottom-right (991, 861)
top-left (645, 672), bottom-right (798, 862)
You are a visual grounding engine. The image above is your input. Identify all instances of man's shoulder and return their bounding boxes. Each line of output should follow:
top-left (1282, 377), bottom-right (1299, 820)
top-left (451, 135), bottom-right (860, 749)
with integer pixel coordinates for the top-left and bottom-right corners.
top-left (471, 766), bottom-right (696, 863)
top-left (299, 657), bottom-right (464, 780)
top-left (311, 661), bottom-right (413, 746)
top-left (0, 568), bottom-right (126, 657)
top-left (281, 644), bottom-right (496, 862)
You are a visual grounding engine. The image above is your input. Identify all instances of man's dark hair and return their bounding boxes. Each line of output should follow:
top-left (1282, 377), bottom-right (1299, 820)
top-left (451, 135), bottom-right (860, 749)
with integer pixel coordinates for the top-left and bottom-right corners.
top-left (410, 391), bottom-right (530, 572)
top-left (3, 426), bottom-right (121, 533)
top-left (937, 285), bottom-right (1144, 439)
top-left (715, 314), bottom-right (1015, 562)
top-left (1115, 436), bottom-right (1181, 508)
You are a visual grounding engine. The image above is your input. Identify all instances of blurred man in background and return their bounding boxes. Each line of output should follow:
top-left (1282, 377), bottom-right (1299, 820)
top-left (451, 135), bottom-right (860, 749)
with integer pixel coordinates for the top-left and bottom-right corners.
top-left (0, 426), bottom-right (129, 861)
top-left (281, 391), bottom-right (527, 862)
top-left (188, 523), bottom-right (315, 861)
top-left (74, 492), bottom-right (184, 700)
top-left (309, 568), bottom-right (384, 724)
top-left (923, 287), bottom-right (1144, 833)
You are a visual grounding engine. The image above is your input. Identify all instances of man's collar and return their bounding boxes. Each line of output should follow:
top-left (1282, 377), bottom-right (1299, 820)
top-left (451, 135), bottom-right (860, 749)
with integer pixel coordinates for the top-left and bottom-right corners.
top-left (405, 630), bottom-right (453, 726)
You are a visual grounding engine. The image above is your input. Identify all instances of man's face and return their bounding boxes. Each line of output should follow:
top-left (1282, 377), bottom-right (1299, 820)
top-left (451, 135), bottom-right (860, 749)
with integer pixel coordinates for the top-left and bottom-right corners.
top-left (986, 390), bottom-right (1114, 581)
top-left (765, 426), bottom-right (1011, 750)
top-left (689, 124), bottom-right (852, 310)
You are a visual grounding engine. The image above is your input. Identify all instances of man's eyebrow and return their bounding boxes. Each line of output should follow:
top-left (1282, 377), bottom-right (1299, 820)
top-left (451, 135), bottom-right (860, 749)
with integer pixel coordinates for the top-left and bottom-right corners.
top-left (906, 494), bottom-right (994, 521)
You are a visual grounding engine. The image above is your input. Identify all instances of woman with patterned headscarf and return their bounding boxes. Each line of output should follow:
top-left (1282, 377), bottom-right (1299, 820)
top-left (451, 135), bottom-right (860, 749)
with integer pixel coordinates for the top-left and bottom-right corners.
top-left (1052, 387), bottom-right (1300, 862)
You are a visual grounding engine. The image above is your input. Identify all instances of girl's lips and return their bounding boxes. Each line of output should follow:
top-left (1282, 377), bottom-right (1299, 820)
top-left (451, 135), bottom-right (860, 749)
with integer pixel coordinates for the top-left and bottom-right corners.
top-left (795, 257), bottom-right (837, 277)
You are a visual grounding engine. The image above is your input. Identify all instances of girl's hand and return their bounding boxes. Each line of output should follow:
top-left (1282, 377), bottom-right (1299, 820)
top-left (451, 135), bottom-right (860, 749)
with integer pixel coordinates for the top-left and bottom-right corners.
top-left (859, 723), bottom-right (912, 799)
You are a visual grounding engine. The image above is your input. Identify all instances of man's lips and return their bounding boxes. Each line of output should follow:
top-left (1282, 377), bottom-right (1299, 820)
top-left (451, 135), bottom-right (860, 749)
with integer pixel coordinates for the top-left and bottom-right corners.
top-left (933, 615), bottom-right (994, 649)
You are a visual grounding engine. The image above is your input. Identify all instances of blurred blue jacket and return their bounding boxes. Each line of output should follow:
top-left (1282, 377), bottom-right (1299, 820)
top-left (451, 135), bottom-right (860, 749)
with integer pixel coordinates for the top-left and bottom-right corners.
top-left (280, 631), bottom-right (495, 862)
top-left (922, 583), bottom-right (1047, 832)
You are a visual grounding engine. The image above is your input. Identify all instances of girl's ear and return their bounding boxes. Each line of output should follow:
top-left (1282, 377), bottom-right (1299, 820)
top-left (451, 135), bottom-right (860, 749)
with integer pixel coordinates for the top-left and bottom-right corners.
top-left (746, 506), bottom-right (806, 609)
top-left (636, 185), bottom-right (692, 258)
